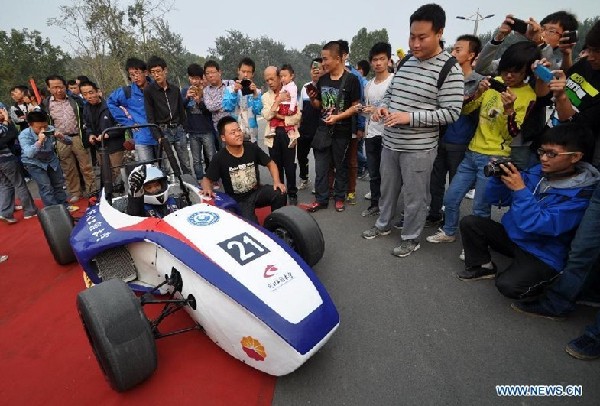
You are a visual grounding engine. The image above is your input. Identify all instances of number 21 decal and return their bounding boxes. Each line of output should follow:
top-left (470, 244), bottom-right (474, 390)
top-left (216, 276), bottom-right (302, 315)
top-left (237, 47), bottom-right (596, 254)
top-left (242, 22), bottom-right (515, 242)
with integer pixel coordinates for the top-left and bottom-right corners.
top-left (218, 232), bottom-right (269, 265)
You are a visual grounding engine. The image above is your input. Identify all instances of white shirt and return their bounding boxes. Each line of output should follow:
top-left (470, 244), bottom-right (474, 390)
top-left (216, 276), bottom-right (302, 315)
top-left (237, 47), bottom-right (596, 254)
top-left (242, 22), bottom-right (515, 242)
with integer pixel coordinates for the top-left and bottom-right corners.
top-left (364, 74), bottom-right (393, 139)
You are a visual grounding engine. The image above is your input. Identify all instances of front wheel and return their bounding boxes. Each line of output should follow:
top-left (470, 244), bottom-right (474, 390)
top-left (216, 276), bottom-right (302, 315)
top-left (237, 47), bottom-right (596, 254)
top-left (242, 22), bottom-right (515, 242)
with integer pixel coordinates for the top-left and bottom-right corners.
top-left (264, 206), bottom-right (325, 267)
top-left (38, 204), bottom-right (75, 265)
top-left (76, 279), bottom-right (157, 392)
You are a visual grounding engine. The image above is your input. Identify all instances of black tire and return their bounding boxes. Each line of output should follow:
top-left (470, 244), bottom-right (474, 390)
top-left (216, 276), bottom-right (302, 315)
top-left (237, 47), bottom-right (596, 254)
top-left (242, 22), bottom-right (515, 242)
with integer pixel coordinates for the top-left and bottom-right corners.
top-left (76, 279), bottom-right (157, 392)
top-left (38, 204), bottom-right (75, 265)
top-left (264, 206), bottom-right (325, 267)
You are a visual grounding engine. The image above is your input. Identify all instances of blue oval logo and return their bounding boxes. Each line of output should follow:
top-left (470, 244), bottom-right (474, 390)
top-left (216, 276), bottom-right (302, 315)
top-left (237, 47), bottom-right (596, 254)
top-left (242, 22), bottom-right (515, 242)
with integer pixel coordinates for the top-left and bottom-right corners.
top-left (187, 211), bottom-right (219, 226)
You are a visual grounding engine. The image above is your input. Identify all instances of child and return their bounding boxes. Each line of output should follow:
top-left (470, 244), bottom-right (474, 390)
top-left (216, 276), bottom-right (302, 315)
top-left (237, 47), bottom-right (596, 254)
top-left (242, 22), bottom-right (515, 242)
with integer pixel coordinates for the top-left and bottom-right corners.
top-left (266, 64), bottom-right (299, 148)
top-left (18, 110), bottom-right (74, 208)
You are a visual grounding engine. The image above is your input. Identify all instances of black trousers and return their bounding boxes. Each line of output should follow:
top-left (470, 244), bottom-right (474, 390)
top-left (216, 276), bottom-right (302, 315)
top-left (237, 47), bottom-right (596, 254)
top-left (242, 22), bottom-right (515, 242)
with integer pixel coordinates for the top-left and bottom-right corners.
top-left (268, 127), bottom-right (297, 197)
top-left (460, 215), bottom-right (557, 299)
top-left (237, 184), bottom-right (287, 223)
top-left (297, 134), bottom-right (312, 181)
top-left (314, 136), bottom-right (350, 204)
top-left (429, 143), bottom-right (467, 218)
top-left (365, 136), bottom-right (382, 204)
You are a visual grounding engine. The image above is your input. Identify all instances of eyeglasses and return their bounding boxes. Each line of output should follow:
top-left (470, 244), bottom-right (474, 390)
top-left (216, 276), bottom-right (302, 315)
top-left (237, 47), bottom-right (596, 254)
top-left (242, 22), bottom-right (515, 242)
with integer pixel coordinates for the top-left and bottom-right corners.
top-left (536, 148), bottom-right (578, 158)
top-left (542, 27), bottom-right (563, 36)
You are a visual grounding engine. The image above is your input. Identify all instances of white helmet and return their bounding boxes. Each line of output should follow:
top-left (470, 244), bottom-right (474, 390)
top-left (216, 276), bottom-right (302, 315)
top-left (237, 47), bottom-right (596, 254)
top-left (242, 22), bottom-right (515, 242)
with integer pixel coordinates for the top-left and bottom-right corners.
top-left (143, 165), bottom-right (170, 206)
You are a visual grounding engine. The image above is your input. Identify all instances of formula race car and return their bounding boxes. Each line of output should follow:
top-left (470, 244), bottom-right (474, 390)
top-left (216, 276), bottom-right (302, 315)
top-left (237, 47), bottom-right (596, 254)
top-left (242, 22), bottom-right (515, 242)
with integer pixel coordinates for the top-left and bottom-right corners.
top-left (38, 124), bottom-right (339, 392)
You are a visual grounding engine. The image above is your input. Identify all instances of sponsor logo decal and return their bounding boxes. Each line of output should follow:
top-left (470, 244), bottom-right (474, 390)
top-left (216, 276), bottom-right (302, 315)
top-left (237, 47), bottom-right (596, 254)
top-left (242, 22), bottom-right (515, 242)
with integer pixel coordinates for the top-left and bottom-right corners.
top-left (241, 336), bottom-right (267, 361)
top-left (187, 211), bottom-right (219, 226)
top-left (218, 232), bottom-right (269, 265)
top-left (263, 265), bottom-right (278, 278)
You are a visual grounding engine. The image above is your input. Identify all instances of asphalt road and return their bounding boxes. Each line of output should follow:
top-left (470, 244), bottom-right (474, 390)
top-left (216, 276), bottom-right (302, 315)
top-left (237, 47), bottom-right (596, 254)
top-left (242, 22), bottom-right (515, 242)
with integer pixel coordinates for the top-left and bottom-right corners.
top-left (267, 152), bottom-right (599, 406)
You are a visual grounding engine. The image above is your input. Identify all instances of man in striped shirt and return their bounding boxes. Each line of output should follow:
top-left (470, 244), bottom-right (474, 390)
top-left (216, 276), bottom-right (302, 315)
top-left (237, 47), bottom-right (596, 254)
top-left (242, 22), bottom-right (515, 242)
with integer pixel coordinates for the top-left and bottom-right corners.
top-left (362, 3), bottom-right (464, 257)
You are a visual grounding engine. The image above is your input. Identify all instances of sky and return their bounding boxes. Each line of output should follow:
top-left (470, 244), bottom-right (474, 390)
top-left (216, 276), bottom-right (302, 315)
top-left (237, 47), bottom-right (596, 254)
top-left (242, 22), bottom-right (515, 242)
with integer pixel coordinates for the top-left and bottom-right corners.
top-left (0, 0), bottom-right (598, 58)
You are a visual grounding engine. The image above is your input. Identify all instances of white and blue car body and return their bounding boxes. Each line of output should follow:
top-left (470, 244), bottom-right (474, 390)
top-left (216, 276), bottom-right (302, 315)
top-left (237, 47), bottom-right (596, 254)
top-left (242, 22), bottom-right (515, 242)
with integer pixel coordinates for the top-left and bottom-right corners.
top-left (70, 183), bottom-right (339, 376)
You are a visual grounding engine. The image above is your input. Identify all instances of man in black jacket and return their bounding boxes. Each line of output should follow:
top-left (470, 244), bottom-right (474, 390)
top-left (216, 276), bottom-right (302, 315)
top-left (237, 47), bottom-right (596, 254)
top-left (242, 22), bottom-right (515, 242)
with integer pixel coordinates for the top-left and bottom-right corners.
top-left (80, 81), bottom-right (125, 188)
top-left (144, 55), bottom-right (191, 175)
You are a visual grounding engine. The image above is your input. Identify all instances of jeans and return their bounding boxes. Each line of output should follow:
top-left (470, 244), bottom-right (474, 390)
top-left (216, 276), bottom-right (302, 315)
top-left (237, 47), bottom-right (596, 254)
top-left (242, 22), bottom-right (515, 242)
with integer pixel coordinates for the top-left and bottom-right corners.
top-left (25, 163), bottom-right (67, 207)
top-left (314, 135), bottom-right (350, 204)
top-left (237, 184), bottom-right (287, 223)
top-left (357, 138), bottom-right (367, 174)
top-left (189, 132), bottom-right (216, 180)
top-left (0, 159), bottom-right (37, 218)
top-left (544, 182), bottom-right (600, 314)
top-left (442, 150), bottom-right (493, 236)
top-left (135, 144), bottom-right (159, 162)
top-left (162, 126), bottom-right (191, 175)
top-left (347, 138), bottom-right (359, 193)
top-left (365, 136), bottom-right (382, 204)
top-left (429, 143), bottom-right (467, 218)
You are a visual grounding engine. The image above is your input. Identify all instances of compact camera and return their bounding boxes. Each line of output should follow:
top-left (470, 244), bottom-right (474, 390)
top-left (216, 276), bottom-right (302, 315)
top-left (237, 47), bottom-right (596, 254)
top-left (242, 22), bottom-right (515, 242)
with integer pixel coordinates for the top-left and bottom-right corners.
top-left (484, 158), bottom-right (513, 177)
top-left (43, 129), bottom-right (55, 136)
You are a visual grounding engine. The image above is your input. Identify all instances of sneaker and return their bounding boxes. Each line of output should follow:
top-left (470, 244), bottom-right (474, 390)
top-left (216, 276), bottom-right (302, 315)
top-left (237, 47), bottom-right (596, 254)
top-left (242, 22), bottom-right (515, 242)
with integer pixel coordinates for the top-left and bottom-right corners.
top-left (358, 171), bottom-right (370, 181)
top-left (392, 239), bottom-right (420, 257)
top-left (465, 189), bottom-right (475, 200)
top-left (335, 200), bottom-right (345, 212)
top-left (566, 333), bottom-right (600, 360)
top-left (67, 205), bottom-right (80, 212)
top-left (459, 249), bottom-right (465, 261)
top-left (346, 192), bottom-right (356, 205)
top-left (456, 263), bottom-right (497, 281)
top-left (0, 254), bottom-right (7, 263)
top-left (288, 195), bottom-right (298, 206)
top-left (426, 229), bottom-right (456, 243)
top-left (311, 188), bottom-right (316, 195)
top-left (510, 300), bottom-right (566, 321)
top-left (364, 192), bottom-right (371, 200)
top-left (68, 196), bottom-right (81, 203)
top-left (362, 226), bottom-right (392, 240)
top-left (393, 217), bottom-right (404, 230)
top-left (299, 201), bottom-right (328, 213)
top-left (14, 205), bottom-right (23, 211)
top-left (24, 213), bottom-right (38, 220)
top-left (425, 215), bottom-right (443, 228)
top-left (0, 216), bottom-right (17, 224)
top-left (361, 205), bottom-right (380, 217)
top-left (298, 178), bottom-right (311, 190)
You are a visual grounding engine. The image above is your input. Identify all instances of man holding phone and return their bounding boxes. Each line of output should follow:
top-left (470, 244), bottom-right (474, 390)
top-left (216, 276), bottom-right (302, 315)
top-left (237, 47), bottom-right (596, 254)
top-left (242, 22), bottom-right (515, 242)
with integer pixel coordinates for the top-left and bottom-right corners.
top-left (475, 11), bottom-right (578, 75)
top-left (297, 58), bottom-right (324, 191)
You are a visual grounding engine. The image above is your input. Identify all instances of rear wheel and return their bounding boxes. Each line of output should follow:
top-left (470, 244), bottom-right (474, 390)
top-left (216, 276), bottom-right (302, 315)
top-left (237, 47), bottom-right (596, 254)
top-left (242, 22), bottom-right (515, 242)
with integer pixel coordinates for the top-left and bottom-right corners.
top-left (38, 204), bottom-right (75, 265)
top-left (76, 279), bottom-right (157, 392)
top-left (264, 206), bottom-right (325, 267)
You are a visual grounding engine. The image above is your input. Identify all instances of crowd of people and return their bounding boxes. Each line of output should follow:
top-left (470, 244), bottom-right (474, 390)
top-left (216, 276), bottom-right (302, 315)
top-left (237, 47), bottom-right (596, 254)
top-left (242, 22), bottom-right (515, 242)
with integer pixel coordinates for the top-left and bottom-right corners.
top-left (1, 3), bottom-right (600, 361)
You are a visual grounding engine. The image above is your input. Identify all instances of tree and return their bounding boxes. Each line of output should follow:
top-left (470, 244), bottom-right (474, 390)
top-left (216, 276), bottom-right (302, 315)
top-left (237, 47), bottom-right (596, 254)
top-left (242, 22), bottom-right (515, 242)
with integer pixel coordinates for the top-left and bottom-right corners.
top-left (0, 29), bottom-right (70, 103)
top-left (350, 28), bottom-right (389, 64)
top-left (302, 43), bottom-right (325, 60)
top-left (574, 16), bottom-right (600, 56)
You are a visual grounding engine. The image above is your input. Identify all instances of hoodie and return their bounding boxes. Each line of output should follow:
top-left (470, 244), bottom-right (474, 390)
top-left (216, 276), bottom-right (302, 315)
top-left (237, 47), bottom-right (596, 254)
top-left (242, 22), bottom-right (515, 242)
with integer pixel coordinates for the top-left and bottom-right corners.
top-left (485, 162), bottom-right (600, 271)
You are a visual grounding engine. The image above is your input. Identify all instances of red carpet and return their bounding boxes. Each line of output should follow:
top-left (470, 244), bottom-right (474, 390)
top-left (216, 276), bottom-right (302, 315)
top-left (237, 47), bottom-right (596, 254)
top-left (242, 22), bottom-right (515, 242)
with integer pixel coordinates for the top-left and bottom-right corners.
top-left (0, 201), bottom-right (275, 405)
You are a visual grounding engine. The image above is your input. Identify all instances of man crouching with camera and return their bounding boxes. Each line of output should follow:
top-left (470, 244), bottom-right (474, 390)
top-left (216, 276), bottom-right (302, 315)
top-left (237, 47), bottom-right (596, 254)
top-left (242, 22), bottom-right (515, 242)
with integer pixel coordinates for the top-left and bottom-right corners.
top-left (457, 123), bottom-right (600, 299)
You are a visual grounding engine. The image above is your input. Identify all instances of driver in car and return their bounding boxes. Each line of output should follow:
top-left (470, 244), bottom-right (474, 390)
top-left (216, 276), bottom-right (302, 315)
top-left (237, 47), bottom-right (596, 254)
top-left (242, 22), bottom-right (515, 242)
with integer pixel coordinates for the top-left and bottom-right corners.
top-left (127, 164), bottom-right (179, 218)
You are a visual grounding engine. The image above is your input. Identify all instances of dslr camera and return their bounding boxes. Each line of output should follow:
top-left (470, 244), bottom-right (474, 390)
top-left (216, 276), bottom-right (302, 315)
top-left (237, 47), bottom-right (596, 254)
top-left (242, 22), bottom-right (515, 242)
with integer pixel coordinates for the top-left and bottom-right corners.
top-left (240, 79), bottom-right (253, 96)
top-left (483, 157), bottom-right (513, 177)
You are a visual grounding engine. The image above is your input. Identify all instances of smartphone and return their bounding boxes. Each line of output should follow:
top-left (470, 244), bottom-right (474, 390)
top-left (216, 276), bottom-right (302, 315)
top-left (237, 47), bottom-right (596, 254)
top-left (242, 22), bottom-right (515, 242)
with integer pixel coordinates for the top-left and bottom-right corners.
top-left (305, 83), bottom-right (318, 95)
top-left (507, 17), bottom-right (528, 35)
top-left (560, 30), bottom-right (578, 44)
top-left (488, 78), bottom-right (508, 93)
top-left (312, 61), bottom-right (320, 70)
top-left (534, 64), bottom-right (554, 84)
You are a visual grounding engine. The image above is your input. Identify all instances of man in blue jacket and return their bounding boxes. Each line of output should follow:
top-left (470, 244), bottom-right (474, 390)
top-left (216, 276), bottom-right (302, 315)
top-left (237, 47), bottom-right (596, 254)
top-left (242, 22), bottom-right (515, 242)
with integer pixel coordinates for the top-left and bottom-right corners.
top-left (107, 57), bottom-right (158, 162)
top-left (457, 123), bottom-right (599, 299)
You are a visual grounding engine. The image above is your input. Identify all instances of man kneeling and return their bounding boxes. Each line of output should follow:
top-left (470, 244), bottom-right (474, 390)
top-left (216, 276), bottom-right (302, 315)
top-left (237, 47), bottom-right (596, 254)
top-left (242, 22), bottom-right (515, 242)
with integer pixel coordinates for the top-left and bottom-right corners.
top-left (201, 116), bottom-right (287, 223)
top-left (458, 123), bottom-right (600, 299)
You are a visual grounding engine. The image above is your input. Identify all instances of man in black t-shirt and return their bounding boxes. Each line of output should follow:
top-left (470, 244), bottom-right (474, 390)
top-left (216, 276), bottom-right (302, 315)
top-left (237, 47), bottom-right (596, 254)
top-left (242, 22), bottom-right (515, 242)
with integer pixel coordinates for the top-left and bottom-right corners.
top-left (201, 116), bottom-right (287, 222)
top-left (301, 41), bottom-right (361, 213)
